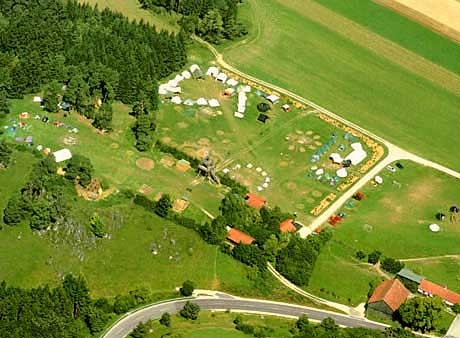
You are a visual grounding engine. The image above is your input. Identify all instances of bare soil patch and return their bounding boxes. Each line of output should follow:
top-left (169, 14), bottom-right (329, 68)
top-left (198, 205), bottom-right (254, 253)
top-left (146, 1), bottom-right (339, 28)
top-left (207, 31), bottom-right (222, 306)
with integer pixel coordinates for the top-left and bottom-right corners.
top-left (160, 156), bottom-right (175, 168)
top-left (136, 157), bottom-right (154, 171)
top-left (138, 184), bottom-right (154, 195)
top-left (172, 198), bottom-right (190, 213)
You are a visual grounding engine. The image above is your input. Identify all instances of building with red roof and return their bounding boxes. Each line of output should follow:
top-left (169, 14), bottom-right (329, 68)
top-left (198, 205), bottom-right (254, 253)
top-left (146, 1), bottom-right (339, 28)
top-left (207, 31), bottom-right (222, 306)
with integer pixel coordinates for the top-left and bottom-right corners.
top-left (279, 219), bottom-right (296, 233)
top-left (418, 279), bottom-right (460, 306)
top-left (245, 193), bottom-right (266, 209)
top-left (226, 227), bottom-right (255, 245)
top-left (368, 279), bottom-right (411, 316)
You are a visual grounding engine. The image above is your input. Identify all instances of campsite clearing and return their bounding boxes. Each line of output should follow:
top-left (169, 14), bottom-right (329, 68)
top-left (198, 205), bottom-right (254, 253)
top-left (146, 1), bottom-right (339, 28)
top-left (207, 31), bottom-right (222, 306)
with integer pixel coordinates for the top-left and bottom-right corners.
top-left (222, 0), bottom-right (460, 169)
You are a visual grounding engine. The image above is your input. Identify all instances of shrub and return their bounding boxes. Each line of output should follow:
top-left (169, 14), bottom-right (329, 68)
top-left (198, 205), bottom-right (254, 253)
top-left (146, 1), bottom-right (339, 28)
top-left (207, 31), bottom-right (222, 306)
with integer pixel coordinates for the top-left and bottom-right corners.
top-left (367, 250), bottom-right (382, 265)
top-left (355, 250), bottom-right (366, 260)
top-left (381, 257), bottom-right (404, 274)
top-left (179, 301), bottom-right (200, 320)
top-left (180, 280), bottom-right (195, 297)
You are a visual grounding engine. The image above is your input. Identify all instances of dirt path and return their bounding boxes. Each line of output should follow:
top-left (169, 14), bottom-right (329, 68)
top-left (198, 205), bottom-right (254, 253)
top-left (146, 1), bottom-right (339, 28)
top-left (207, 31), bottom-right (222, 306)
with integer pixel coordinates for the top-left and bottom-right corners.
top-left (399, 254), bottom-right (460, 262)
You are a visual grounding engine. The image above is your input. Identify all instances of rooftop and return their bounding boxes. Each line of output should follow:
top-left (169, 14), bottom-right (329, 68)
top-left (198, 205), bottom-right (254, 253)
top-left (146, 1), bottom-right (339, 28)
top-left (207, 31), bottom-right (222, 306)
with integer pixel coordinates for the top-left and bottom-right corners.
top-left (419, 279), bottom-right (460, 305)
top-left (226, 228), bottom-right (255, 245)
top-left (397, 268), bottom-right (425, 284)
top-left (245, 193), bottom-right (266, 209)
top-left (279, 219), bottom-right (296, 233)
top-left (368, 279), bottom-right (410, 312)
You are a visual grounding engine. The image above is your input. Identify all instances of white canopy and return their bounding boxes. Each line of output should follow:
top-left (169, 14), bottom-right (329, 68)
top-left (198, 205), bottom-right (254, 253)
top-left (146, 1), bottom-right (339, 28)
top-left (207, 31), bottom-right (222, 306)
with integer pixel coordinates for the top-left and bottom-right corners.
top-left (234, 112), bottom-right (244, 119)
top-left (217, 72), bottom-right (228, 83)
top-left (206, 66), bottom-right (219, 77)
top-left (183, 99), bottom-right (194, 106)
top-left (169, 87), bottom-right (182, 94)
top-left (226, 78), bottom-right (239, 87)
top-left (336, 168), bottom-right (348, 178)
top-left (266, 94), bottom-right (280, 103)
top-left (158, 88), bottom-right (168, 95)
top-left (33, 96), bottom-right (43, 103)
top-left (208, 99), bottom-right (220, 107)
top-left (315, 168), bottom-right (324, 176)
top-left (374, 175), bottom-right (383, 184)
top-left (181, 70), bottom-right (191, 79)
top-left (167, 79), bottom-right (178, 87)
top-left (429, 224), bottom-right (440, 232)
top-left (190, 64), bottom-right (201, 72)
top-left (196, 98), bottom-right (208, 106)
top-left (174, 74), bottom-right (184, 83)
top-left (329, 153), bottom-right (343, 164)
top-left (345, 142), bottom-right (367, 165)
top-left (171, 96), bottom-right (182, 104)
top-left (224, 88), bottom-right (235, 95)
top-left (53, 148), bottom-right (72, 163)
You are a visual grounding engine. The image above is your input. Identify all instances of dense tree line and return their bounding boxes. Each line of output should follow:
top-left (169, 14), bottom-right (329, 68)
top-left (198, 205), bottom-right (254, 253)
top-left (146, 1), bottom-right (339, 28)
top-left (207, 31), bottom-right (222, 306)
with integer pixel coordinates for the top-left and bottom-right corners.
top-left (2, 153), bottom-right (94, 231)
top-left (0, 140), bottom-right (12, 168)
top-left (139, 0), bottom-right (248, 43)
top-left (0, 0), bottom-right (186, 129)
top-left (0, 275), bottom-right (113, 337)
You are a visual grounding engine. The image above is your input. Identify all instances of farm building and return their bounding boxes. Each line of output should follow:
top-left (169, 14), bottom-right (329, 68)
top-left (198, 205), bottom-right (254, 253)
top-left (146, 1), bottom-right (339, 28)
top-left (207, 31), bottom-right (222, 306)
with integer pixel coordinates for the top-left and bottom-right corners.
top-left (226, 227), bottom-right (255, 245)
top-left (279, 219), bottom-right (296, 233)
top-left (344, 142), bottom-right (367, 165)
top-left (418, 280), bottom-right (460, 306)
top-left (53, 148), bottom-right (72, 163)
top-left (367, 279), bottom-right (410, 317)
top-left (266, 94), bottom-right (280, 104)
top-left (245, 193), bottom-right (266, 209)
top-left (396, 268), bottom-right (424, 292)
top-left (206, 66), bottom-right (219, 77)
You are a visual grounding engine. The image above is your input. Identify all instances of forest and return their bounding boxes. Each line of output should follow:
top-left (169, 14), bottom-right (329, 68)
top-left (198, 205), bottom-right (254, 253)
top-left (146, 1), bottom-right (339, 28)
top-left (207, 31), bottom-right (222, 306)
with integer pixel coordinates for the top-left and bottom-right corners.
top-left (139, 0), bottom-right (248, 43)
top-left (0, 0), bottom-right (186, 130)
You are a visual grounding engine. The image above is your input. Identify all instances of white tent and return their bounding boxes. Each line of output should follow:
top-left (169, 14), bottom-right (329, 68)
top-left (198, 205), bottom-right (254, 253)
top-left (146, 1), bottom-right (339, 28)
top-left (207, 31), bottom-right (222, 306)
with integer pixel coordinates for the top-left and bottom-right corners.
top-left (190, 64), bottom-right (201, 73)
top-left (53, 148), bottom-right (72, 163)
top-left (336, 168), bottom-right (348, 178)
top-left (329, 153), bottom-right (343, 164)
top-left (224, 88), bottom-right (235, 96)
top-left (174, 74), bottom-right (184, 83)
top-left (158, 88), bottom-right (168, 95)
top-left (167, 79), bottom-right (178, 88)
top-left (345, 142), bottom-right (367, 165)
top-left (181, 70), bottom-right (191, 79)
top-left (242, 85), bottom-right (251, 93)
top-left (266, 94), bottom-right (280, 104)
top-left (429, 224), bottom-right (440, 232)
top-left (315, 168), bottom-right (324, 176)
top-left (183, 99), bottom-right (194, 106)
top-left (217, 72), bottom-right (228, 83)
top-left (171, 96), bottom-right (182, 104)
top-left (208, 99), bottom-right (220, 107)
top-left (169, 87), bottom-right (182, 94)
top-left (226, 78), bottom-right (239, 87)
top-left (234, 112), bottom-right (244, 119)
top-left (33, 96), bottom-right (43, 103)
top-left (196, 98), bottom-right (208, 106)
top-left (262, 183), bottom-right (269, 188)
top-left (206, 66), bottom-right (219, 77)
top-left (374, 175), bottom-right (383, 184)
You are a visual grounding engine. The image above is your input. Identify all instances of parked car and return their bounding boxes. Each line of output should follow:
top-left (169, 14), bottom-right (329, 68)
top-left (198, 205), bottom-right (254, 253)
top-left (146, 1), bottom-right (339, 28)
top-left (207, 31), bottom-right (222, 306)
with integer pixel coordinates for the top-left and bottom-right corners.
top-left (386, 165), bottom-right (396, 173)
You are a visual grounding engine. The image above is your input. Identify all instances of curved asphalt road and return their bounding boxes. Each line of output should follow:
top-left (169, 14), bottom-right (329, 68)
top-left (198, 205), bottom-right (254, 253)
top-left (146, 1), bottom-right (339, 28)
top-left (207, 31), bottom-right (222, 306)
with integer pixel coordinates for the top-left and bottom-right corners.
top-left (102, 295), bottom-right (388, 338)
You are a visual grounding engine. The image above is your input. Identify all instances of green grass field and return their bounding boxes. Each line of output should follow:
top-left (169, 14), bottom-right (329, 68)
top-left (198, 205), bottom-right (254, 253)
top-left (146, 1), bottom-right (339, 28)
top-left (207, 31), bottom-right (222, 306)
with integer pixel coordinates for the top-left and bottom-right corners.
top-left (307, 161), bottom-right (460, 305)
top-left (221, 0), bottom-right (460, 170)
top-left (145, 311), bottom-right (295, 338)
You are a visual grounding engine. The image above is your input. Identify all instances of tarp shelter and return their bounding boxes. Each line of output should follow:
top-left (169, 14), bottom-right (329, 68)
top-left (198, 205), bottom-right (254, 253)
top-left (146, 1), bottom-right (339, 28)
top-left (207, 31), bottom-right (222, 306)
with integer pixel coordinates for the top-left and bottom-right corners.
top-left (58, 101), bottom-right (71, 111)
top-left (206, 66), bottom-right (219, 77)
top-left (33, 96), bottom-right (43, 103)
top-left (208, 99), bottom-right (220, 107)
top-left (196, 98), bottom-right (208, 106)
top-left (226, 78), bottom-right (239, 87)
top-left (329, 153), bottom-right (343, 164)
top-left (171, 96), bottom-right (182, 104)
top-left (257, 114), bottom-right (269, 123)
top-left (176, 159), bottom-right (191, 172)
top-left (266, 94), bottom-right (280, 104)
top-left (183, 99), bottom-right (194, 106)
top-left (24, 136), bottom-right (33, 143)
top-left (53, 148), bottom-right (72, 163)
top-left (282, 104), bottom-right (291, 112)
top-left (345, 142), bottom-right (367, 165)
top-left (336, 168), bottom-right (348, 178)
top-left (216, 72), bottom-right (228, 83)
top-left (181, 70), bottom-right (191, 79)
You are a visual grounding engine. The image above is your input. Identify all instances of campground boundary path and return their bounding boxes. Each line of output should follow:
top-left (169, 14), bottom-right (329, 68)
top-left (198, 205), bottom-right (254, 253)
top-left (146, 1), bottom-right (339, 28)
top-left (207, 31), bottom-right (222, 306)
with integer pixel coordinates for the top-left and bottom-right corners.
top-left (192, 36), bottom-right (460, 236)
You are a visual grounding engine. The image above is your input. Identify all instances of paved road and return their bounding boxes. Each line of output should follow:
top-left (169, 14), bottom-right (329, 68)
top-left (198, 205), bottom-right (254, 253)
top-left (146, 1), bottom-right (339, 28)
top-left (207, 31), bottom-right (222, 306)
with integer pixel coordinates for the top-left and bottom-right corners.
top-left (192, 36), bottom-right (460, 236)
top-left (102, 294), bottom-right (389, 338)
